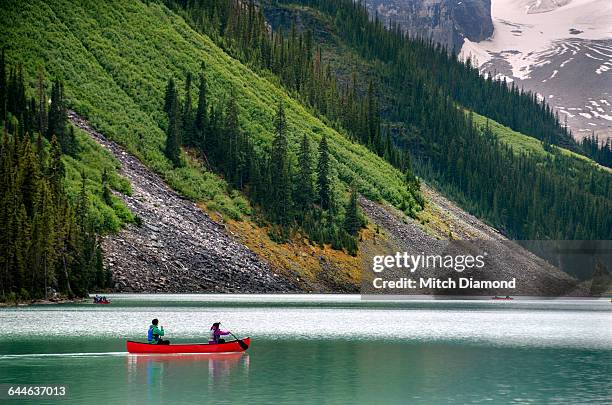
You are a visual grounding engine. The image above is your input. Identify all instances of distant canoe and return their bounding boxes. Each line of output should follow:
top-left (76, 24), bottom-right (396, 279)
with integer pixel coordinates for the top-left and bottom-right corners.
top-left (491, 296), bottom-right (513, 300)
top-left (126, 338), bottom-right (251, 354)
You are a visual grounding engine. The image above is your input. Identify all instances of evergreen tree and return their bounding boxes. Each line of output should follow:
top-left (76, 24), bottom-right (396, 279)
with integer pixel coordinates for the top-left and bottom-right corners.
top-left (35, 133), bottom-right (45, 164)
top-left (317, 135), bottom-right (331, 210)
top-left (7, 64), bottom-right (26, 122)
top-left (13, 202), bottom-right (30, 296)
top-left (48, 135), bottom-right (64, 198)
top-left (36, 65), bottom-right (47, 135)
top-left (164, 78), bottom-right (182, 167)
top-left (75, 170), bottom-right (88, 232)
top-left (32, 181), bottom-right (56, 300)
top-left (295, 134), bottom-right (314, 213)
top-left (0, 48), bottom-right (6, 123)
top-left (17, 136), bottom-right (40, 217)
top-left (194, 69), bottom-right (208, 149)
top-left (163, 77), bottom-right (176, 117)
top-left (344, 186), bottom-right (361, 236)
top-left (182, 72), bottom-right (194, 146)
top-left (270, 102), bottom-right (292, 226)
top-left (46, 79), bottom-right (74, 154)
top-left (46, 80), bottom-right (63, 140)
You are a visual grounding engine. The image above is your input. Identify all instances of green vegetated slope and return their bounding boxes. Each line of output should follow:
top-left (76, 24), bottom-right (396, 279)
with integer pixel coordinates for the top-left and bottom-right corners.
top-left (63, 128), bottom-right (135, 231)
top-left (265, 3), bottom-right (598, 168)
top-left (0, 0), bottom-right (413, 219)
top-left (0, 119), bottom-right (132, 232)
top-left (269, 4), bottom-right (601, 172)
top-left (470, 112), bottom-right (603, 166)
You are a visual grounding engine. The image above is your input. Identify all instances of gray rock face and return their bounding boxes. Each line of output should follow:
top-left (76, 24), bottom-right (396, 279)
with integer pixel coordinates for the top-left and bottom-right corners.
top-left (69, 112), bottom-right (299, 293)
top-left (367, 0), bottom-right (493, 51)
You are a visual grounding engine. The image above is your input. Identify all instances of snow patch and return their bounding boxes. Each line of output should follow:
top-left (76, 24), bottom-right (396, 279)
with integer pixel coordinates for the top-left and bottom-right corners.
top-left (460, 38), bottom-right (492, 66)
top-left (586, 53), bottom-right (605, 61)
top-left (586, 46), bottom-right (612, 58)
top-left (460, 0), bottom-right (612, 78)
top-left (591, 111), bottom-right (612, 121)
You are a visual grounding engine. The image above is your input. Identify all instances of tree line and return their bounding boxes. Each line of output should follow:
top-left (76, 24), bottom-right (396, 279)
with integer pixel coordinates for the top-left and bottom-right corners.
top-left (580, 132), bottom-right (612, 168)
top-left (163, 66), bottom-right (367, 254)
top-left (0, 55), bottom-right (109, 301)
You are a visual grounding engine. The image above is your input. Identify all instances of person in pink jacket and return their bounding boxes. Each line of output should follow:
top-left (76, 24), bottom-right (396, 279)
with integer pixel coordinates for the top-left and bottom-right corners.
top-left (209, 322), bottom-right (230, 344)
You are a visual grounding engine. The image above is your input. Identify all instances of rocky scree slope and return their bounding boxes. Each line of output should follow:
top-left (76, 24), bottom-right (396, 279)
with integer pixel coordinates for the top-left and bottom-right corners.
top-left (70, 112), bottom-right (298, 293)
top-left (359, 189), bottom-right (584, 296)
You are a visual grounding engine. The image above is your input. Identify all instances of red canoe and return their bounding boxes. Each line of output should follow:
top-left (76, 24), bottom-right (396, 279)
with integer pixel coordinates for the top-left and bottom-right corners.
top-left (126, 338), bottom-right (250, 354)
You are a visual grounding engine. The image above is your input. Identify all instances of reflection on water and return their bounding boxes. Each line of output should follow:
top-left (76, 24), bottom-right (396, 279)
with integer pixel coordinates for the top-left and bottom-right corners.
top-left (0, 339), bottom-right (609, 404)
top-left (126, 353), bottom-right (250, 402)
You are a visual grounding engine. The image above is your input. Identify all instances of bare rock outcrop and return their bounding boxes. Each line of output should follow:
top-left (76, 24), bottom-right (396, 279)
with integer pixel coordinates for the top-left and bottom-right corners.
top-left (367, 0), bottom-right (494, 51)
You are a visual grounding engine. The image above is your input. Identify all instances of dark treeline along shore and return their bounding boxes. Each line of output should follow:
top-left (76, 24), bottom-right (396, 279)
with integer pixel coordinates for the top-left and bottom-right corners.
top-left (0, 54), bottom-right (133, 301)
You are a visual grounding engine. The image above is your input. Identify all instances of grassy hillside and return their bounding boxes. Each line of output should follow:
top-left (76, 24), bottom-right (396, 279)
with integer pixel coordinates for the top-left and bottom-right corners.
top-left (470, 112), bottom-right (608, 169)
top-left (63, 127), bottom-right (135, 231)
top-left (1, 0), bottom-right (416, 221)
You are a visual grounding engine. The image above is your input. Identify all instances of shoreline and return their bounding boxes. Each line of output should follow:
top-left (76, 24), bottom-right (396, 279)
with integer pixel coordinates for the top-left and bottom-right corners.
top-left (0, 297), bottom-right (87, 307)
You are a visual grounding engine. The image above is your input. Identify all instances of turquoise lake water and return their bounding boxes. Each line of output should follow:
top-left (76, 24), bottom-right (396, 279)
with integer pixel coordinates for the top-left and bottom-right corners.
top-left (1, 295), bottom-right (610, 404)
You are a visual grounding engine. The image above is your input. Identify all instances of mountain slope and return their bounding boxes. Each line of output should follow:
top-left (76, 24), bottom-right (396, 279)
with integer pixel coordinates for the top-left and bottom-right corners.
top-left (262, 1), bottom-right (611, 240)
top-left (1, 0), bottom-right (594, 294)
top-left (1, 0), bottom-right (414, 216)
top-left (0, 0), bottom-right (423, 291)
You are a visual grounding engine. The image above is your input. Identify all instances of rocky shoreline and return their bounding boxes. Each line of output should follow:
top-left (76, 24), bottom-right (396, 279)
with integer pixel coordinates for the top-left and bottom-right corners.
top-left (0, 297), bottom-right (87, 307)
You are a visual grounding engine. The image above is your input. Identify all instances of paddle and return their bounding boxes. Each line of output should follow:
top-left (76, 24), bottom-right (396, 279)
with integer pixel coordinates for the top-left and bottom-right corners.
top-left (222, 324), bottom-right (249, 350)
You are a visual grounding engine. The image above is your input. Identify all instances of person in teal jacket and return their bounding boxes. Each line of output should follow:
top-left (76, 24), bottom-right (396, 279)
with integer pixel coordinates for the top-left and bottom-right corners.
top-left (148, 318), bottom-right (170, 344)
